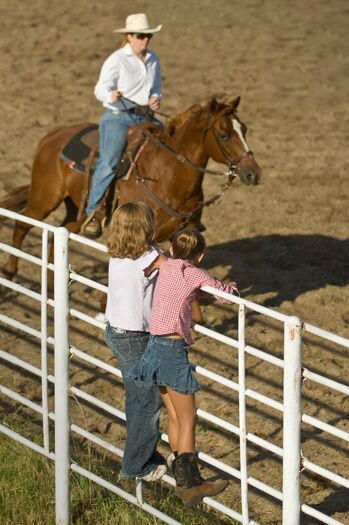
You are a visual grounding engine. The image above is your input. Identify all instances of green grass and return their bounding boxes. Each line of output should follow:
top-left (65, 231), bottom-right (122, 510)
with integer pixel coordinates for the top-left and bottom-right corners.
top-left (0, 420), bottom-right (235, 525)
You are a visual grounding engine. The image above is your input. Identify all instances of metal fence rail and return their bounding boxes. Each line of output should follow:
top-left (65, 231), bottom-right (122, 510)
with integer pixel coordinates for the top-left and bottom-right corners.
top-left (0, 208), bottom-right (348, 525)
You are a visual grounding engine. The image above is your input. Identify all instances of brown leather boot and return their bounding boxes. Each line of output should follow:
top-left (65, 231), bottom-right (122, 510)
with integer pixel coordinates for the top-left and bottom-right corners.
top-left (172, 452), bottom-right (229, 507)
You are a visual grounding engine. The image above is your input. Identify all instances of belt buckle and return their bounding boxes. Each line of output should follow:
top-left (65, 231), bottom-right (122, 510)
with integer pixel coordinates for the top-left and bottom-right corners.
top-left (112, 326), bottom-right (126, 334)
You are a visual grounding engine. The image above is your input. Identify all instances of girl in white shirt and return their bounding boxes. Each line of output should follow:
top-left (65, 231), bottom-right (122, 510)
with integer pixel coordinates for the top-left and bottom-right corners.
top-left (104, 201), bottom-right (167, 481)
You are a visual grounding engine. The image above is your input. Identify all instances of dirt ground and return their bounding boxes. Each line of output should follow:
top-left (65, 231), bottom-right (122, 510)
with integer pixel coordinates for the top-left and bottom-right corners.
top-left (0, 1), bottom-right (348, 524)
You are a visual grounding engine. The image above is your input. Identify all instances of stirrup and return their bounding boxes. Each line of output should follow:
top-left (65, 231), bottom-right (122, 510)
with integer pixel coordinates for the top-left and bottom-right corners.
top-left (81, 211), bottom-right (95, 230)
top-left (81, 212), bottom-right (102, 238)
top-left (101, 216), bottom-right (108, 231)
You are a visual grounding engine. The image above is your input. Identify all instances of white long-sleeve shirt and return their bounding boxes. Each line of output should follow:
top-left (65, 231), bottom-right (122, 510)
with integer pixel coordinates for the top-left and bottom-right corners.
top-left (94, 43), bottom-right (162, 112)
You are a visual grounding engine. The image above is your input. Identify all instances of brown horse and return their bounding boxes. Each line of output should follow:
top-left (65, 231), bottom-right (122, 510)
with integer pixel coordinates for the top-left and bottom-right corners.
top-left (1, 96), bottom-right (261, 283)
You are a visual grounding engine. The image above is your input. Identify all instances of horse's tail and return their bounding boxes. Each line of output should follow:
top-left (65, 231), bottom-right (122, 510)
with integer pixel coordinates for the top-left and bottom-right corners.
top-left (0, 185), bottom-right (29, 217)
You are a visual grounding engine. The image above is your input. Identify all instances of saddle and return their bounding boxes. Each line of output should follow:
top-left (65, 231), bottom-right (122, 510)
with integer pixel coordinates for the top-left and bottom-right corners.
top-left (60, 121), bottom-right (162, 223)
top-left (60, 124), bottom-right (98, 175)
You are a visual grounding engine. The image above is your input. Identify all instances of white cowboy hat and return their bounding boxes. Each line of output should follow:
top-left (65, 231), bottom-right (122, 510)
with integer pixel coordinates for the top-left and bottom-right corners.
top-left (114, 13), bottom-right (162, 34)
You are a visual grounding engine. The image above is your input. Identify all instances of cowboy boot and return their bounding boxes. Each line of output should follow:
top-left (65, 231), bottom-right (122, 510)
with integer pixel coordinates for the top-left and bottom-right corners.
top-left (172, 452), bottom-right (229, 507)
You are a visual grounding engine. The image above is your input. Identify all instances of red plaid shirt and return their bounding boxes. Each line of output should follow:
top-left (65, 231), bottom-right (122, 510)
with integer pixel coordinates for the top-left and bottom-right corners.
top-left (150, 259), bottom-right (238, 345)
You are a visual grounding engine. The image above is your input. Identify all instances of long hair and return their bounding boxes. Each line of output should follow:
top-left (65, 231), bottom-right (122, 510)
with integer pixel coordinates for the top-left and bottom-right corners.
top-left (171, 229), bottom-right (206, 263)
top-left (120, 35), bottom-right (129, 47)
top-left (106, 202), bottom-right (155, 259)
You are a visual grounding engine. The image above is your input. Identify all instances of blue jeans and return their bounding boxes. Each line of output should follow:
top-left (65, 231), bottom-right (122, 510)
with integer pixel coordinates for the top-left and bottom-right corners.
top-left (104, 322), bottom-right (163, 478)
top-left (127, 335), bottom-right (201, 394)
top-left (86, 110), bottom-right (145, 215)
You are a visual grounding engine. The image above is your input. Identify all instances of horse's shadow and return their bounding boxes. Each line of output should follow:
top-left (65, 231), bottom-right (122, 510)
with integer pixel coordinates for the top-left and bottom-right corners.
top-left (203, 234), bottom-right (349, 308)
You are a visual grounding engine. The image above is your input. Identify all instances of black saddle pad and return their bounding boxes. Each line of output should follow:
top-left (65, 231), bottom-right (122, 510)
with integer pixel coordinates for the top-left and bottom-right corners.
top-left (61, 124), bottom-right (98, 174)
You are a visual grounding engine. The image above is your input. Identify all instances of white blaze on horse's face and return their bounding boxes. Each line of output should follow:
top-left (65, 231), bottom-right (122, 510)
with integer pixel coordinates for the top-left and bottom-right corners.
top-left (232, 117), bottom-right (249, 152)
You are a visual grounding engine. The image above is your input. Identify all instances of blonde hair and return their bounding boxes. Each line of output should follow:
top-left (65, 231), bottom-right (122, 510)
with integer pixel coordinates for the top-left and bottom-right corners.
top-left (106, 202), bottom-right (155, 259)
top-left (171, 229), bottom-right (206, 263)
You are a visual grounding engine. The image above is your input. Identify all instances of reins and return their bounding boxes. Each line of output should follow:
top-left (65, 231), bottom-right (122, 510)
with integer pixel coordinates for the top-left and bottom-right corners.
top-left (135, 168), bottom-right (235, 229)
top-left (120, 94), bottom-right (172, 119)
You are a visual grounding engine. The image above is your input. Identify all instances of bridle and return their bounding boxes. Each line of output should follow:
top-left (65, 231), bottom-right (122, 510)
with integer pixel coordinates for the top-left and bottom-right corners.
top-left (204, 109), bottom-right (254, 174)
top-left (211, 127), bottom-right (254, 169)
top-left (118, 98), bottom-right (255, 228)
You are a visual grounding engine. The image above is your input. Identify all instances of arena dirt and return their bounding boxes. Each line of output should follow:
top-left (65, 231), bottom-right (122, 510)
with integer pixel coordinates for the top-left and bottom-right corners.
top-left (0, 1), bottom-right (348, 523)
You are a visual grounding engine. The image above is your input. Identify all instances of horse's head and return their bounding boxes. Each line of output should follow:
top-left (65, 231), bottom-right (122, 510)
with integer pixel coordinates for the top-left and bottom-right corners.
top-left (203, 97), bottom-right (261, 185)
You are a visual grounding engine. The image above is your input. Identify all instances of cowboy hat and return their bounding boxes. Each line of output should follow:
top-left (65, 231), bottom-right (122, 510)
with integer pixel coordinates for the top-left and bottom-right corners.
top-left (114, 13), bottom-right (162, 34)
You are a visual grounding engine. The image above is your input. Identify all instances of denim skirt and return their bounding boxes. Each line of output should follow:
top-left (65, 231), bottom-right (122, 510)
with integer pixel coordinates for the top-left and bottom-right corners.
top-left (126, 335), bottom-right (201, 394)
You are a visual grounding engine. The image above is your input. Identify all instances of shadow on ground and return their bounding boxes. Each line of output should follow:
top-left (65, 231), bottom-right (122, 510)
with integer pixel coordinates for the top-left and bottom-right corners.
top-left (204, 234), bottom-right (349, 307)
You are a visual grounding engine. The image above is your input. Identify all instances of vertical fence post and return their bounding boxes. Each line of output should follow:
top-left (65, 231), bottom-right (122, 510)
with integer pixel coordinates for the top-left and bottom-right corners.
top-left (54, 227), bottom-right (70, 525)
top-left (283, 316), bottom-right (302, 525)
top-left (41, 228), bottom-right (50, 452)
top-left (238, 304), bottom-right (249, 524)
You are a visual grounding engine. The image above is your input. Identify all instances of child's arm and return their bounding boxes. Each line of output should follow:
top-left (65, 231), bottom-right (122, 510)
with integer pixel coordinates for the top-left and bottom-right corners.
top-left (192, 267), bottom-right (239, 301)
top-left (191, 298), bottom-right (204, 324)
top-left (210, 279), bottom-right (239, 302)
top-left (143, 252), bottom-right (167, 277)
top-left (152, 252), bottom-right (167, 270)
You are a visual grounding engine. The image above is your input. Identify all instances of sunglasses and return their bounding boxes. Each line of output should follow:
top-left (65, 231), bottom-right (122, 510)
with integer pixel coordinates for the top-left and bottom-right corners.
top-left (135, 33), bottom-right (153, 40)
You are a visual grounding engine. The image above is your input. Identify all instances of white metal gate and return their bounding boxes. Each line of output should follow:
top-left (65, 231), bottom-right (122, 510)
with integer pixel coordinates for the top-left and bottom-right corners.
top-left (1, 208), bottom-right (348, 525)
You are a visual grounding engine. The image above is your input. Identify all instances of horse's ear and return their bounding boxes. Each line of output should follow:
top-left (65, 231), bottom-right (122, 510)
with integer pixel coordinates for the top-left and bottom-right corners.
top-left (228, 96), bottom-right (241, 111)
top-left (209, 98), bottom-right (219, 112)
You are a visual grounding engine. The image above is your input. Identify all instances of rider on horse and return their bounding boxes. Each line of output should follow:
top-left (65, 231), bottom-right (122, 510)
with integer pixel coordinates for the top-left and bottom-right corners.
top-left (82, 13), bottom-right (163, 238)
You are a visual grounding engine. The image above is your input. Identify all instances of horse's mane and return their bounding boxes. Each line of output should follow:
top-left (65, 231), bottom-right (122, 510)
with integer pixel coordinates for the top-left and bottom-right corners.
top-left (161, 104), bottom-right (201, 140)
top-left (161, 96), bottom-right (230, 141)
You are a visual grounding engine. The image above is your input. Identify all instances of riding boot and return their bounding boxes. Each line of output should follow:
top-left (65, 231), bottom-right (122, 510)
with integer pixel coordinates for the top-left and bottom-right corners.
top-left (172, 452), bottom-right (229, 507)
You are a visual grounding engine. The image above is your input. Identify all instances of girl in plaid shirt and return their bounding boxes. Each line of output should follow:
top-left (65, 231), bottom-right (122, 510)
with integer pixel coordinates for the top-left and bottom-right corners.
top-left (127, 229), bottom-right (238, 506)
